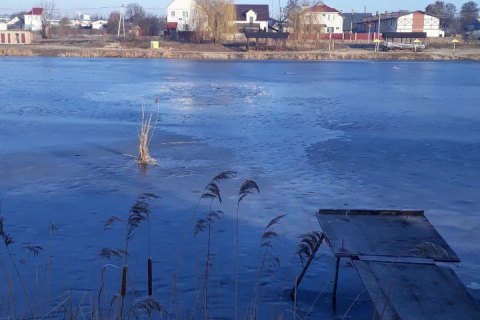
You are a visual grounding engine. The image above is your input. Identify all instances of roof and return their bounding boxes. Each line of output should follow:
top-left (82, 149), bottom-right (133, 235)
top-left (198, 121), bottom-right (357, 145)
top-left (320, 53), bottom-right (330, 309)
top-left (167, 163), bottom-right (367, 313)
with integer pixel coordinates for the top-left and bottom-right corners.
top-left (25, 8), bottom-right (44, 15)
top-left (307, 4), bottom-right (340, 13)
top-left (235, 4), bottom-right (269, 22)
top-left (166, 22), bottom-right (177, 29)
top-left (361, 10), bottom-right (437, 23)
top-left (342, 13), bottom-right (372, 31)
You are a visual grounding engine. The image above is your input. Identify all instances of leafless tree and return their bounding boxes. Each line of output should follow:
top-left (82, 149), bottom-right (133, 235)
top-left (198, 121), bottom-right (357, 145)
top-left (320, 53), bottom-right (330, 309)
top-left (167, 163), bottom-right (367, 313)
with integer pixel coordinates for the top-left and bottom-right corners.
top-left (39, 0), bottom-right (56, 39)
top-left (192, 0), bottom-right (236, 44)
top-left (126, 3), bottom-right (147, 24)
top-left (107, 11), bottom-right (121, 35)
top-left (285, 2), bottom-right (323, 46)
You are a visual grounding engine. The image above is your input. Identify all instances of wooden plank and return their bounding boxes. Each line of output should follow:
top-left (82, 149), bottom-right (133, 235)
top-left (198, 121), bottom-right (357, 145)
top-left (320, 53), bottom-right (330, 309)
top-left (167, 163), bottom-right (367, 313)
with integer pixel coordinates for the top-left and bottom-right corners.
top-left (320, 209), bottom-right (424, 216)
top-left (354, 261), bottom-right (480, 320)
top-left (317, 209), bottom-right (460, 262)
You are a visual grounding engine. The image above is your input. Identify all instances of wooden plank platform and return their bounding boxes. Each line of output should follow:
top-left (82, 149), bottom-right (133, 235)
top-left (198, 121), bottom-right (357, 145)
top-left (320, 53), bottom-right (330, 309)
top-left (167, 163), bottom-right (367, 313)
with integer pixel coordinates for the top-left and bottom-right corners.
top-left (312, 209), bottom-right (480, 319)
top-left (354, 260), bottom-right (480, 320)
top-left (317, 209), bottom-right (459, 262)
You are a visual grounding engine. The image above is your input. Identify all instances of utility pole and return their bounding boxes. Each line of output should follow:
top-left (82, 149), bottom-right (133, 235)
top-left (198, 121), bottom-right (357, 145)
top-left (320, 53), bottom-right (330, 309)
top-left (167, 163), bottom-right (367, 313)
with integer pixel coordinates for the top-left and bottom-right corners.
top-left (350, 9), bottom-right (354, 41)
top-left (368, 23), bottom-right (371, 42)
top-left (377, 11), bottom-right (381, 40)
top-left (117, 3), bottom-right (126, 39)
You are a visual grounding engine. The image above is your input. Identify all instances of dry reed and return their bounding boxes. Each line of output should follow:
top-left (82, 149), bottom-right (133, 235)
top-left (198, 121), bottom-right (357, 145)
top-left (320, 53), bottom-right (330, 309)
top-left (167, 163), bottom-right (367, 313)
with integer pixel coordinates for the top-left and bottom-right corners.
top-left (247, 214), bottom-right (285, 319)
top-left (138, 99), bottom-right (159, 166)
top-left (235, 179), bottom-right (260, 320)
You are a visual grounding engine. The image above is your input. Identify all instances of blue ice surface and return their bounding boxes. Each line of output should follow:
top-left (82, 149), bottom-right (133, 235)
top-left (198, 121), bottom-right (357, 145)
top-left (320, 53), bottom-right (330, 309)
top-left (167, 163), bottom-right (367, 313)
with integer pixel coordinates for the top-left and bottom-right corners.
top-left (0, 57), bottom-right (479, 318)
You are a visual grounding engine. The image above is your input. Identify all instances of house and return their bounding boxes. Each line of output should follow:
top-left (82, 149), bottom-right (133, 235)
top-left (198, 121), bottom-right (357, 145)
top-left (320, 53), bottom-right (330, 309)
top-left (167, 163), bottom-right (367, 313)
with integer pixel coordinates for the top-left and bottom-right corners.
top-left (167, 0), bottom-right (194, 31)
top-left (342, 12), bottom-right (372, 32)
top-left (465, 18), bottom-right (480, 39)
top-left (5, 16), bottom-right (24, 30)
top-left (234, 4), bottom-right (269, 32)
top-left (92, 20), bottom-right (108, 30)
top-left (359, 11), bottom-right (444, 37)
top-left (302, 3), bottom-right (343, 33)
top-left (24, 8), bottom-right (43, 31)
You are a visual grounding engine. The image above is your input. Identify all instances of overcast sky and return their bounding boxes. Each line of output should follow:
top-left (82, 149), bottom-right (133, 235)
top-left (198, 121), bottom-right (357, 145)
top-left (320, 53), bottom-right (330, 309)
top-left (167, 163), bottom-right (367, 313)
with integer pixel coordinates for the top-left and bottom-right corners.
top-left (0, 0), bottom-right (473, 18)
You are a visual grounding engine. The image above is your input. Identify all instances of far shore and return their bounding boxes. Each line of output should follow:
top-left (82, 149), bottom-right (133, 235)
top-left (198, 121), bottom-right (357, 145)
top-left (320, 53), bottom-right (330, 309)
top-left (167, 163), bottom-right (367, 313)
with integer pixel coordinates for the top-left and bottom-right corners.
top-left (1, 38), bottom-right (480, 61)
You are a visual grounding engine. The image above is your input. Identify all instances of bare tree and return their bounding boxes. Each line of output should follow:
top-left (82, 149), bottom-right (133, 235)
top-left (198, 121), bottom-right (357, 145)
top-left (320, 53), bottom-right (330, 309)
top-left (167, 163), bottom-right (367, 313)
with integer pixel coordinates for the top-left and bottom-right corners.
top-left (39, 0), bottom-right (56, 39)
top-left (285, 3), bottom-right (322, 45)
top-left (193, 0), bottom-right (236, 44)
top-left (124, 3), bottom-right (159, 36)
top-left (107, 11), bottom-right (121, 35)
top-left (425, 1), bottom-right (458, 34)
top-left (126, 3), bottom-right (147, 24)
top-left (460, 1), bottom-right (479, 29)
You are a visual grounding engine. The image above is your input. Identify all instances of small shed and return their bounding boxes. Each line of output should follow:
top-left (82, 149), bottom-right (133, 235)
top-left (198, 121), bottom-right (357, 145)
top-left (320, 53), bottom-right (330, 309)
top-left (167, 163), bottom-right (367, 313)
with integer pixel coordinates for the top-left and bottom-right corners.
top-left (0, 31), bottom-right (32, 44)
top-left (243, 31), bottom-right (289, 51)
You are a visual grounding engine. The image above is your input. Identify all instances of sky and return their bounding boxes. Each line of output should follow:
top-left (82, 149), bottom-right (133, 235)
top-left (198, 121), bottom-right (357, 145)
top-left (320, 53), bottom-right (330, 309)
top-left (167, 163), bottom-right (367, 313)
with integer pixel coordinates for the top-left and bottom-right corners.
top-left (0, 0), bottom-right (473, 18)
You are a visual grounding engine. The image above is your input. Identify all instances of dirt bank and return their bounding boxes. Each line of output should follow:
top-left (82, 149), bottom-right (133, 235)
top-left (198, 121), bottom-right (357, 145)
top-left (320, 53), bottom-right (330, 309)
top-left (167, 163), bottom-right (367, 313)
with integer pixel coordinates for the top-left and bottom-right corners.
top-left (1, 39), bottom-right (480, 61)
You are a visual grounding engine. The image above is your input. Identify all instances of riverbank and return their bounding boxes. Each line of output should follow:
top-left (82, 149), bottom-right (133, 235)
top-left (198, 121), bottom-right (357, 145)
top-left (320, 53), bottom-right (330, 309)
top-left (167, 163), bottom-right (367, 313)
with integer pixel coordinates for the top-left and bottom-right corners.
top-left (1, 38), bottom-right (480, 60)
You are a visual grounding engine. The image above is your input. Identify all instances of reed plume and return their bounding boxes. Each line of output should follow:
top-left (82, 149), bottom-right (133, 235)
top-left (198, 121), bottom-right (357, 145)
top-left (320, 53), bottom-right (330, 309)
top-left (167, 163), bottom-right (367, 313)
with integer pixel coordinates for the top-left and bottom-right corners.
top-left (173, 171), bottom-right (236, 316)
top-left (247, 214), bottom-right (285, 319)
top-left (99, 193), bottom-right (159, 318)
top-left (134, 297), bottom-right (164, 319)
top-left (291, 231), bottom-right (326, 300)
top-left (195, 194), bottom-right (225, 319)
top-left (235, 179), bottom-right (260, 320)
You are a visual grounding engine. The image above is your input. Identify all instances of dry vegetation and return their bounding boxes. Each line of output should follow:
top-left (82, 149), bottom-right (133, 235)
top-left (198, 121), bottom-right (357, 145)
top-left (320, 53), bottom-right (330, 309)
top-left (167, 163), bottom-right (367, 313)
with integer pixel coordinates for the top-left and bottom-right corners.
top-left (138, 100), bottom-right (159, 166)
top-left (1, 170), bottom-right (325, 319)
top-left (2, 35), bottom-right (480, 60)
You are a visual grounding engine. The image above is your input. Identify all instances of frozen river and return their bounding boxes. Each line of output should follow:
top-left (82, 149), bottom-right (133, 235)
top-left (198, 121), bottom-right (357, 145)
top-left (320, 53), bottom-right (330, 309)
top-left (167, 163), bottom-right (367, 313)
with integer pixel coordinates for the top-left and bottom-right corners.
top-left (0, 57), bottom-right (479, 318)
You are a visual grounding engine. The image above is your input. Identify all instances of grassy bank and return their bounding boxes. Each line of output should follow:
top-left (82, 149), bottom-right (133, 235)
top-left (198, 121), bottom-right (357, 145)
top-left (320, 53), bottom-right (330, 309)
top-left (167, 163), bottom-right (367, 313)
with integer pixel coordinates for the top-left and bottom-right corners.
top-left (1, 38), bottom-right (480, 61)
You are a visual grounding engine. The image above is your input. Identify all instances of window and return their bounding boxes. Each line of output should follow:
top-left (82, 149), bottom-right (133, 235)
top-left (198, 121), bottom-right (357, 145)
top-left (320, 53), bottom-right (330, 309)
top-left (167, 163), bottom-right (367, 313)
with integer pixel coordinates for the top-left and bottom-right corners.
top-left (327, 27), bottom-right (334, 33)
top-left (183, 11), bottom-right (188, 18)
top-left (249, 17), bottom-right (254, 24)
top-left (171, 11), bottom-right (175, 17)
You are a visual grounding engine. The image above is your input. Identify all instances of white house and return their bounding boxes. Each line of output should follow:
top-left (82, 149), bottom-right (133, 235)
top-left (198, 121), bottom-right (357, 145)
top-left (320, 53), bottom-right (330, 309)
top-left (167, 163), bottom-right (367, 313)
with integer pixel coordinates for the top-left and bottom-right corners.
top-left (24, 8), bottom-right (43, 32)
top-left (361, 11), bottom-right (444, 37)
top-left (92, 20), bottom-right (108, 30)
top-left (167, 0), bottom-right (195, 31)
top-left (234, 4), bottom-right (269, 32)
top-left (303, 3), bottom-right (343, 33)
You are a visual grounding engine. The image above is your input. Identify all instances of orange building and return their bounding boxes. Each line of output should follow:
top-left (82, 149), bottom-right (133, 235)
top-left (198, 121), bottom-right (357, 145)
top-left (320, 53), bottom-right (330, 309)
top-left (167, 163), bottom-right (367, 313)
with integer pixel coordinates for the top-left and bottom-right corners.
top-left (0, 31), bottom-right (32, 44)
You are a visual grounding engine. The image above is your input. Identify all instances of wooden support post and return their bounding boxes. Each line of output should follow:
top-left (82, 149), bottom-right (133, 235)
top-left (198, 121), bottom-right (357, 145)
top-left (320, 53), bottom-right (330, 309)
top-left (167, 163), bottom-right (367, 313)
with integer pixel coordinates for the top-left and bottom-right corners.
top-left (332, 256), bottom-right (340, 309)
top-left (246, 37), bottom-right (249, 51)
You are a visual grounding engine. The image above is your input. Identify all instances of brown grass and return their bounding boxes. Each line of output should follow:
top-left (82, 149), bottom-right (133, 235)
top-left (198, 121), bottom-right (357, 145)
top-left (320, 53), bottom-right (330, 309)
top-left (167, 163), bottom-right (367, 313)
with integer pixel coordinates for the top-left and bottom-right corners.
top-left (138, 104), bottom-right (159, 166)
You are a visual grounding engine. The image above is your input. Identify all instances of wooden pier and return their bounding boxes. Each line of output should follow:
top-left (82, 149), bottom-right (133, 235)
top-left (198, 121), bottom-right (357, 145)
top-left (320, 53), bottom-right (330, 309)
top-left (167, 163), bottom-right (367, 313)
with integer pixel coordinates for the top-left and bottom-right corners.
top-left (314, 209), bottom-right (480, 320)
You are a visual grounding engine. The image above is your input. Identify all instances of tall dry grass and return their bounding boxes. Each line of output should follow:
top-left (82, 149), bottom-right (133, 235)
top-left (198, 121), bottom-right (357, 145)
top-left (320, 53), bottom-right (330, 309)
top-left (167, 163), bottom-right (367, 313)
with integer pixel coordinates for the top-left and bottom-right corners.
top-left (100, 192), bottom-right (163, 319)
top-left (0, 205), bottom-right (37, 319)
top-left (247, 214), bottom-right (285, 319)
top-left (235, 179), bottom-right (260, 320)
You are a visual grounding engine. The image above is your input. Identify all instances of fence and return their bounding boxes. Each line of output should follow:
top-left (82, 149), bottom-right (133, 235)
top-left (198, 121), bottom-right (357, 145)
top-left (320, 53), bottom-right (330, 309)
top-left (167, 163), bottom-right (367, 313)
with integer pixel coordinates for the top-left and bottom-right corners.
top-left (289, 32), bottom-right (383, 41)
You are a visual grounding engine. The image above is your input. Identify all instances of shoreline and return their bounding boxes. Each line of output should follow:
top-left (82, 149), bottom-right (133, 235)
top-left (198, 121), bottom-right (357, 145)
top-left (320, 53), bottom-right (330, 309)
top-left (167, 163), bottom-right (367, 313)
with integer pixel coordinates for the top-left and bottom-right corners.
top-left (2, 43), bottom-right (480, 61)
